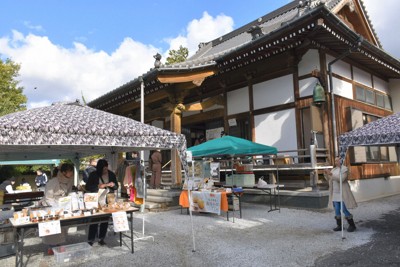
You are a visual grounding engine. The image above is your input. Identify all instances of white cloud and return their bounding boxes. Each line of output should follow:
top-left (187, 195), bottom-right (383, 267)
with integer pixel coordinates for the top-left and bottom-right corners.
top-left (0, 12), bottom-right (235, 109)
top-left (362, 0), bottom-right (400, 59)
top-left (165, 11), bottom-right (234, 57)
top-left (0, 31), bottom-right (159, 108)
top-left (23, 21), bottom-right (45, 32)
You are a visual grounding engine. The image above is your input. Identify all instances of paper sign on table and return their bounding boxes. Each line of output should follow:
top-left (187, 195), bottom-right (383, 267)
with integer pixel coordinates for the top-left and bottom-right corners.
top-left (112, 211), bottom-right (129, 232)
top-left (58, 196), bottom-right (72, 211)
top-left (84, 193), bottom-right (98, 209)
top-left (38, 220), bottom-right (61, 237)
top-left (190, 191), bottom-right (221, 215)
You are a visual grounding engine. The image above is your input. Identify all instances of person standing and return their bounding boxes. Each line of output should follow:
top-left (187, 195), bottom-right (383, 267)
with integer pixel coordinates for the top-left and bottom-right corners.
top-left (82, 158), bottom-right (97, 184)
top-left (115, 158), bottom-right (129, 198)
top-left (40, 163), bottom-right (75, 254)
top-left (35, 169), bottom-right (48, 191)
top-left (86, 159), bottom-right (118, 246)
top-left (0, 177), bottom-right (16, 193)
top-left (324, 157), bottom-right (357, 232)
top-left (150, 150), bottom-right (162, 189)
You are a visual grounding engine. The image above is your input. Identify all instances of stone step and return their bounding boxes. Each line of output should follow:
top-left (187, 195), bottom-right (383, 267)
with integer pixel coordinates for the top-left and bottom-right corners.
top-left (146, 195), bottom-right (173, 203)
top-left (146, 189), bottom-right (181, 197)
top-left (133, 201), bottom-right (163, 210)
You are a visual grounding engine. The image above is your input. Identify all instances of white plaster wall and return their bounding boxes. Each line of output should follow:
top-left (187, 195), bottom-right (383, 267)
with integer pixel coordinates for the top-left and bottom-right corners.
top-left (389, 79), bottom-right (400, 113)
top-left (254, 108), bottom-right (297, 153)
top-left (349, 176), bottom-right (400, 202)
top-left (227, 87), bottom-right (249, 115)
top-left (326, 54), bottom-right (352, 79)
top-left (299, 77), bottom-right (317, 98)
top-left (373, 76), bottom-right (389, 93)
top-left (253, 74), bottom-right (294, 110)
top-left (353, 66), bottom-right (372, 87)
top-left (298, 49), bottom-right (320, 76)
top-left (333, 77), bottom-right (353, 99)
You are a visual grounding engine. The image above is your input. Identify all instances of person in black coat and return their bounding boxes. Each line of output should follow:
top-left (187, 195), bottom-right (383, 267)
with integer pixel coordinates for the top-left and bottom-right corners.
top-left (86, 159), bottom-right (118, 246)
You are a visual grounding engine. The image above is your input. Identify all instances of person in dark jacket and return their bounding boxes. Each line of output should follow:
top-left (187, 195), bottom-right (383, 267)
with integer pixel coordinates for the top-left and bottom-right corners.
top-left (86, 159), bottom-right (118, 246)
top-left (35, 169), bottom-right (48, 191)
top-left (82, 158), bottom-right (97, 184)
top-left (0, 177), bottom-right (16, 193)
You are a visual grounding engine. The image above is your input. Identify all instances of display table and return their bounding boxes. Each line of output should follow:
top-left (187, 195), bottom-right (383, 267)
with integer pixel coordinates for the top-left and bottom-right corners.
top-left (10, 207), bottom-right (139, 267)
top-left (243, 184), bottom-right (284, 212)
top-left (4, 191), bottom-right (44, 204)
top-left (179, 190), bottom-right (243, 221)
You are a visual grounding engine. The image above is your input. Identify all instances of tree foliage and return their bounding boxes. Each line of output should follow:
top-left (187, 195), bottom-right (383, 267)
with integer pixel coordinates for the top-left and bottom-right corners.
top-left (0, 57), bottom-right (27, 116)
top-left (165, 46), bottom-right (189, 65)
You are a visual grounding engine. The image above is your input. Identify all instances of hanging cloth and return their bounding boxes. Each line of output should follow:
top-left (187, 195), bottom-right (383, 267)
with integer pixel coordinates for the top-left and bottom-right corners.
top-left (123, 165), bottom-right (143, 205)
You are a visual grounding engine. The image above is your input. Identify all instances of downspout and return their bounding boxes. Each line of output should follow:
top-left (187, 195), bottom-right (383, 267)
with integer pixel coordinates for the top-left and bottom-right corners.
top-left (328, 36), bottom-right (363, 157)
top-left (328, 49), bottom-right (351, 157)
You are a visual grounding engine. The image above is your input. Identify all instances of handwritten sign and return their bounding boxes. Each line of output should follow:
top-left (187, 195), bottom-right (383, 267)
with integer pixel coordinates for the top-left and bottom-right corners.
top-left (112, 211), bottom-right (129, 232)
top-left (190, 191), bottom-right (221, 215)
top-left (38, 220), bottom-right (61, 237)
top-left (84, 193), bottom-right (98, 209)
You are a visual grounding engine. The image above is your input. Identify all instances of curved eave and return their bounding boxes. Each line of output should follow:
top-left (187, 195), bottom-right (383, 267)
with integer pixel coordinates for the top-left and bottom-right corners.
top-left (88, 63), bottom-right (218, 111)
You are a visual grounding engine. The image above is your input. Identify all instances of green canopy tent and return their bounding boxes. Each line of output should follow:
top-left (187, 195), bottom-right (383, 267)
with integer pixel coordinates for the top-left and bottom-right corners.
top-left (188, 135), bottom-right (277, 157)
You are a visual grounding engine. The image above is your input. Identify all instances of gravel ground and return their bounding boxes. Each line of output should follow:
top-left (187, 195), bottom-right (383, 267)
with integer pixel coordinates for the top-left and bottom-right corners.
top-left (1, 193), bottom-right (400, 267)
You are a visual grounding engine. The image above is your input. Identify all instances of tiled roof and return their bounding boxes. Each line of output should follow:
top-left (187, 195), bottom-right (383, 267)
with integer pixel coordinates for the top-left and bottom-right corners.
top-left (89, 0), bottom-right (395, 109)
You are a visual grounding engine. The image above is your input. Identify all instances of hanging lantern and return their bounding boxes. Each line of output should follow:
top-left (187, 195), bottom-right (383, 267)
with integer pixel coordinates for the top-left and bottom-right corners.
top-left (313, 82), bottom-right (326, 105)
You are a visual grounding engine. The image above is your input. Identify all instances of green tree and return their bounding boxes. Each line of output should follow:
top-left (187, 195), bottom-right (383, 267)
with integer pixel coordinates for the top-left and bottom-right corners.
top-left (0, 57), bottom-right (27, 116)
top-left (165, 45), bottom-right (189, 65)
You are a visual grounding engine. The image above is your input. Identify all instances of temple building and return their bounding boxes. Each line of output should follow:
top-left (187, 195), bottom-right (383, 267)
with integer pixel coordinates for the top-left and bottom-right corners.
top-left (89, 0), bottom-right (400, 202)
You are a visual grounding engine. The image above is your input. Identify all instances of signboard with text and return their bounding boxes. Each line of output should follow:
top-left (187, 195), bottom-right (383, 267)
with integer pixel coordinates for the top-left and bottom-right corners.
top-left (190, 191), bottom-right (221, 215)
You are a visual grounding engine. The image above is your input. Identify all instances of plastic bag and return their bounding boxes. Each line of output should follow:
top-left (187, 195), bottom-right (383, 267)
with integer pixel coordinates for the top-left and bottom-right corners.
top-left (257, 177), bottom-right (268, 188)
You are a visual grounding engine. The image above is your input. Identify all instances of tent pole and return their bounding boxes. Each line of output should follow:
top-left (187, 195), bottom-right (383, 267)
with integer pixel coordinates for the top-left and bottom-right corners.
top-left (339, 150), bottom-right (348, 240)
top-left (135, 76), bottom-right (154, 242)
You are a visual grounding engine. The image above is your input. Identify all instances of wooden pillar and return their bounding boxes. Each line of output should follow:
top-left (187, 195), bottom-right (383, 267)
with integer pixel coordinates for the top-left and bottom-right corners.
top-left (170, 103), bottom-right (184, 185)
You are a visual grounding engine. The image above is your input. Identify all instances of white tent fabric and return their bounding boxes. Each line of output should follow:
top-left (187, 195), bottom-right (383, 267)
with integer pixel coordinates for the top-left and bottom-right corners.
top-left (0, 101), bottom-right (188, 171)
top-left (0, 101), bottom-right (195, 248)
top-left (337, 112), bottom-right (400, 238)
top-left (339, 112), bottom-right (400, 160)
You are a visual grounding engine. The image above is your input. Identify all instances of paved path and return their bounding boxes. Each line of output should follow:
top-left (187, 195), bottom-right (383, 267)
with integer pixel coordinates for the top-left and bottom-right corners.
top-left (314, 207), bottom-right (400, 267)
top-left (1, 194), bottom-right (399, 267)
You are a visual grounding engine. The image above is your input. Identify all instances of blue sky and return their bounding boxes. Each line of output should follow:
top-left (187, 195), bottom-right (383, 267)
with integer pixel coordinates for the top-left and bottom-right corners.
top-left (0, 0), bottom-right (399, 109)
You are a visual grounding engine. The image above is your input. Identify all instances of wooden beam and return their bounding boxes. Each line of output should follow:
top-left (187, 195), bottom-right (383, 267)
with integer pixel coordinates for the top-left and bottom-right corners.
top-left (157, 70), bottom-right (216, 83)
top-left (182, 109), bottom-right (224, 125)
top-left (110, 90), bottom-right (169, 115)
top-left (185, 95), bottom-right (224, 111)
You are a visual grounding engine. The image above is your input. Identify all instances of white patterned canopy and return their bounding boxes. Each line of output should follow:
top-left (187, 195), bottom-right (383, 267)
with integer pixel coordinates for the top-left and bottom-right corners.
top-left (339, 112), bottom-right (400, 160)
top-left (0, 102), bottom-right (188, 168)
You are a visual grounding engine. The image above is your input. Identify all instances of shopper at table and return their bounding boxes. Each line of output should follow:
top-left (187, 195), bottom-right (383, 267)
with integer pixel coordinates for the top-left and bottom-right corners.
top-left (86, 159), bottom-right (118, 246)
top-left (0, 177), bottom-right (16, 193)
top-left (324, 157), bottom-right (357, 232)
top-left (35, 168), bottom-right (48, 191)
top-left (150, 149), bottom-right (162, 189)
top-left (40, 163), bottom-right (75, 254)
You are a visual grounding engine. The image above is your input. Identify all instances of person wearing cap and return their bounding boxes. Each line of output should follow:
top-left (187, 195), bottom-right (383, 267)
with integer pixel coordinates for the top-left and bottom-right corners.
top-left (0, 177), bottom-right (16, 193)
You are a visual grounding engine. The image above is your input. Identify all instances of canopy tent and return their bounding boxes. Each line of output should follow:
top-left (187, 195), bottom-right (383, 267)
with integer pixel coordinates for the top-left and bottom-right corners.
top-left (0, 102), bottom-right (188, 169)
top-left (0, 159), bottom-right (60, 166)
top-left (339, 112), bottom-right (400, 160)
top-left (188, 135), bottom-right (277, 158)
top-left (337, 112), bottom-right (400, 238)
top-left (0, 101), bottom-right (195, 249)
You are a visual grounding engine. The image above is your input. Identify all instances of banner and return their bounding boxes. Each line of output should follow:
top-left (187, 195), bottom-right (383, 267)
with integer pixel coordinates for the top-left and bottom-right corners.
top-left (190, 191), bottom-right (221, 215)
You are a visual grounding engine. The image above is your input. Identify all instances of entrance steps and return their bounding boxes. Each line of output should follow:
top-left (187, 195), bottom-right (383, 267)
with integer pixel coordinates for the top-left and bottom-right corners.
top-left (132, 189), bottom-right (181, 211)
